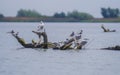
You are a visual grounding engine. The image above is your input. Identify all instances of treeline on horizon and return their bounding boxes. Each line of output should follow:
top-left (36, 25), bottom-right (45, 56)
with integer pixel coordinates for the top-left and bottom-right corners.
top-left (0, 7), bottom-right (120, 22)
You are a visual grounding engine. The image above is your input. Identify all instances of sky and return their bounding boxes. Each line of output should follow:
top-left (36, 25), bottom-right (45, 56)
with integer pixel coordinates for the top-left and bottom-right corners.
top-left (0, 0), bottom-right (120, 18)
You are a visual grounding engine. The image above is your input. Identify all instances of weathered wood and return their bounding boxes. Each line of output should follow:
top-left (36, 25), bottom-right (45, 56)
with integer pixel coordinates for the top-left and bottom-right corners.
top-left (32, 31), bottom-right (48, 49)
top-left (103, 45), bottom-right (120, 50)
top-left (10, 30), bottom-right (50, 49)
top-left (101, 25), bottom-right (116, 32)
top-left (60, 38), bottom-right (74, 50)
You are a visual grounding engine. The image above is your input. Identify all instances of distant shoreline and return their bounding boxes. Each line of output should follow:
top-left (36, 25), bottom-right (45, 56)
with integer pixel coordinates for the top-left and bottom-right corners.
top-left (0, 17), bottom-right (120, 22)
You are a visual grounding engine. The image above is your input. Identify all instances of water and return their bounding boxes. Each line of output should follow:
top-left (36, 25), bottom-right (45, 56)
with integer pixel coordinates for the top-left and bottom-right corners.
top-left (0, 22), bottom-right (120, 75)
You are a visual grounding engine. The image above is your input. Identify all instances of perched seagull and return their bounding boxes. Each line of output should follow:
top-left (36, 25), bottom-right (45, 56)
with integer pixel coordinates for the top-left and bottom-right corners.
top-left (70, 31), bottom-right (75, 37)
top-left (75, 35), bottom-right (81, 40)
top-left (37, 21), bottom-right (45, 31)
top-left (16, 32), bottom-right (19, 36)
top-left (79, 30), bottom-right (83, 34)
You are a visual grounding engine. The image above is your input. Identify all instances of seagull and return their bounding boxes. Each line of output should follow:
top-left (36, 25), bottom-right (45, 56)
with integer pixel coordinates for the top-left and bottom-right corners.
top-left (37, 21), bottom-right (45, 31)
top-left (70, 31), bottom-right (75, 37)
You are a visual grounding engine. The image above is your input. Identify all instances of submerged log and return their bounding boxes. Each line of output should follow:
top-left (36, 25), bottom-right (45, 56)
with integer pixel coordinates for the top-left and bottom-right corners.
top-left (101, 25), bottom-right (116, 32)
top-left (102, 45), bottom-right (120, 50)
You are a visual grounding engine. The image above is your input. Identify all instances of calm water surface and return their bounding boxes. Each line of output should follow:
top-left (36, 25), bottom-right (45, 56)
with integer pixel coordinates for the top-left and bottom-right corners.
top-left (0, 22), bottom-right (120, 75)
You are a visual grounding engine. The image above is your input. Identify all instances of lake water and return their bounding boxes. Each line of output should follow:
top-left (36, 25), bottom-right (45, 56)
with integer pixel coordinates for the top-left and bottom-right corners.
top-left (0, 22), bottom-right (120, 75)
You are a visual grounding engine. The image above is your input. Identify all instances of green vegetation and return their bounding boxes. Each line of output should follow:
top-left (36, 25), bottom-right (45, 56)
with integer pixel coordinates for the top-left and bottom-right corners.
top-left (16, 9), bottom-right (42, 17)
top-left (101, 7), bottom-right (120, 18)
top-left (67, 10), bottom-right (94, 20)
top-left (0, 8), bottom-right (120, 22)
top-left (53, 12), bottom-right (66, 18)
top-left (16, 9), bottom-right (94, 20)
top-left (53, 10), bottom-right (94, 20)
top-left (0, 13), bottom-right (4, 18)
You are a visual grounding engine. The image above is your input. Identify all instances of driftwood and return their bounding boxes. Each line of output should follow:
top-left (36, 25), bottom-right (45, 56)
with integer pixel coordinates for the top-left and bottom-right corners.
top-left (60, 38), bottom-right (74, 50)
top-left (101, 25), bottom-right (116, 32)
top-left (9, 30), bottom-right (55, 49)
top-left (102, 45), bottom-right (120, 50)
top-left (9, 30), bottom-right (87, 50)
top-left (53, 38), bottom-right (87, 50)
top-left (32, 31), bottom-right (48, 49)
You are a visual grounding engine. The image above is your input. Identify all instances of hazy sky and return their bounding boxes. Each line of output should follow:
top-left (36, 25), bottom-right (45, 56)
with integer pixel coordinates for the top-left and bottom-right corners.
top-left (0, 0), bottom-right (120, 18)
